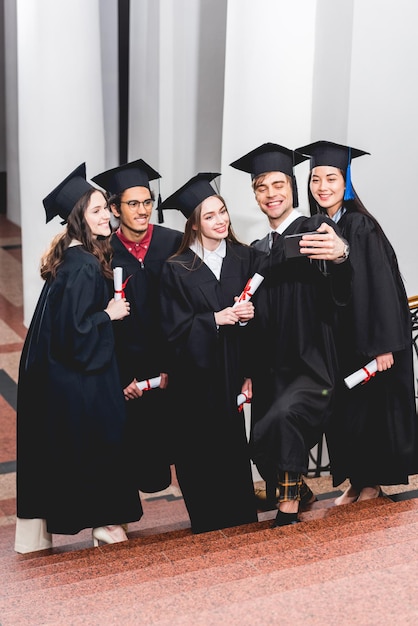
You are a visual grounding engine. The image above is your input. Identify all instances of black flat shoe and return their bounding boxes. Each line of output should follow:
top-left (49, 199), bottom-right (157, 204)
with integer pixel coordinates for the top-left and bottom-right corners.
top-left (272, 510), bottom-right (300, 528)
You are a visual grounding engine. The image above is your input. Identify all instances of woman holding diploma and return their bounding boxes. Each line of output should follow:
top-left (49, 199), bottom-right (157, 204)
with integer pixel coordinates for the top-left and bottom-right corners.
top-left (15, 164), bottom-right (142, 553)
top-left (298, 140), bottom-right (417, 504)
top-left (158, 173), bottom-right (266, 533)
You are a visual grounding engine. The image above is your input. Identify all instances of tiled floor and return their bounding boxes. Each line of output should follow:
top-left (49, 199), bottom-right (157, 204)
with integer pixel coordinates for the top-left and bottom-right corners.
top-left (1, 213), bottom-right (418, 625)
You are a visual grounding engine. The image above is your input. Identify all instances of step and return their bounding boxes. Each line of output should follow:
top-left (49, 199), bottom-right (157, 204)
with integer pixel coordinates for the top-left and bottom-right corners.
top-left (1, 497), bottom-right (418, 626)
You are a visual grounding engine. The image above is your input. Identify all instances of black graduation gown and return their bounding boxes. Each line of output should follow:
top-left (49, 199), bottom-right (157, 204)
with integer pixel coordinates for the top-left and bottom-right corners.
top-left (16, 247), bottom-right (142, 535)
top-left (159, 242), bottom-right (264, 533)
top-left (110, 225), bottom-right (183, 492)
top-left (326, 210), bottom-right (418, 487)
top-left (249, 214), bottom-right (351, 481)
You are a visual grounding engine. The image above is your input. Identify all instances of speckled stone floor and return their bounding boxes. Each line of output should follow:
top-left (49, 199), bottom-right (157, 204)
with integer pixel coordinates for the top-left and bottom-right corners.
top-left (1, 213), bottom-right (418, 625)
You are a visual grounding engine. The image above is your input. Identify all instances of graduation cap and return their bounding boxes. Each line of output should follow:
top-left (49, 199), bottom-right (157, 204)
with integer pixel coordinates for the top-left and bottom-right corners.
top-left (229, 142), bottom-right (309, 207)
top-left (158, 172), bottom-right (221, 219)
top-left (295, 140), bottom-right (370, 201)
top-left (92, 159), bottom-right (165, 223)
top-left (91, 159), bottom-right (161, 194)
top-left (43, 163), bottom-right (94, 224)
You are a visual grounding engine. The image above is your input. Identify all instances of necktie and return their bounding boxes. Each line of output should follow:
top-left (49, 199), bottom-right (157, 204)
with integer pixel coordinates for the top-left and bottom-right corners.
top-left (271, 231), bottom-right (279, 247)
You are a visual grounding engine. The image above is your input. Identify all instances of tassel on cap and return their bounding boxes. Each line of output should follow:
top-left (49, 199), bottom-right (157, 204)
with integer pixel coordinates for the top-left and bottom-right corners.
top-left (292, 175), bottom-right (299, 208)
top-left (157, 191), bottom-right (164, 223)
top-left (295, 141), bottom-right (370, 203)
top-left (343, 147), bottom-right (355, 201)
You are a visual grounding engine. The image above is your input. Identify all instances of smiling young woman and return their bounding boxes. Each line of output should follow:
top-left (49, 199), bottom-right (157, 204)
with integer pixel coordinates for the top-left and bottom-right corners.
top-left (297, 139), bottom-right (418, 506)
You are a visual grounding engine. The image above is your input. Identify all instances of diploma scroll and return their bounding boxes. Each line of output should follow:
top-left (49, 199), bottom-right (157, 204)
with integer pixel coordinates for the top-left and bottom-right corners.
top-left (344, 359), bottom-right (378, 389)
top-left (232, 273), bottom-right (264, 307)
top-left (113, 267), bottom-right (123, 301)
top-left (237, 392), bottom-right (250, 412)
top-left (136, 376), bottom-right (162, 391)
top-left (233, 272), bottom-right (264, 327)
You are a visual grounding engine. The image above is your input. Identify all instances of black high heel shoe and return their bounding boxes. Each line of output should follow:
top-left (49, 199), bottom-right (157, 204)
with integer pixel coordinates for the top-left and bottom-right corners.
top-left (272, 510), bottom-right (300, 528)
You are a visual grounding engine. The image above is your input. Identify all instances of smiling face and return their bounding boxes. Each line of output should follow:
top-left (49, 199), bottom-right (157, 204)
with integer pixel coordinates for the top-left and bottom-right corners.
top-left (253, 171), bottom-right (293, 227)
top-left (309, 166), bottom-right (345, 218)
top-left (196, 195), bottom-right (230, 250)
top-left (84, 190), bottom-right (111, 238)
top-left (111, 185), bottom-right (154, 239)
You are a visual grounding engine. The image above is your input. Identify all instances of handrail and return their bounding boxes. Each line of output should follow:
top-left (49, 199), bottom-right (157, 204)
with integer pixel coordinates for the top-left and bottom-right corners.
top-left (408, 295), bottom-right (418, 310)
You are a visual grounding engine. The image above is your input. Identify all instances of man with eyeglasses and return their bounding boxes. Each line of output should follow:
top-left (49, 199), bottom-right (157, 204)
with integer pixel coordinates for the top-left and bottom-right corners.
top-left (92, 160), bottom-right (183, 498)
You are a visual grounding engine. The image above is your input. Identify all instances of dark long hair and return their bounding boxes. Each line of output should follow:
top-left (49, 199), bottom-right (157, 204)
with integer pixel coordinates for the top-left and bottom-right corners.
top-left (40, 188), bottom-right (114, 281)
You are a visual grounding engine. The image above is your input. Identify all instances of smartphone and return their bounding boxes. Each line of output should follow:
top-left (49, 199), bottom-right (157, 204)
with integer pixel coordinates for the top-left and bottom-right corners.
top-left (284, 231), bottom-right (319, 258)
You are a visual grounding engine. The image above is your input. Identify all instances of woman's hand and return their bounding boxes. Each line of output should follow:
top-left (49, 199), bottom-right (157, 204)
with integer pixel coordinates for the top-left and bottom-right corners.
top-left (233, 299), bottom-right (255, 323)
top-left (300, 222), bottom-right (348, 262)
top-left (215, 301), bottom-right (254, 326)
top-left (375, 352), bottom-right (394, 371)
top-left (105, 297), bottom-right (130, 321)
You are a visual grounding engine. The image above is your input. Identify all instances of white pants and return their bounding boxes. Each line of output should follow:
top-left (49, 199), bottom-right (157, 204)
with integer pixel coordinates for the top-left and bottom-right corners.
top-left (14, 517), bottom-right (53, 553)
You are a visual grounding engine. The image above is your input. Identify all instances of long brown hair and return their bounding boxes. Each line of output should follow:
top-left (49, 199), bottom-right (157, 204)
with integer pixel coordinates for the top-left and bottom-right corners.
top-left (40, 188), bottom-right (114, 281)
top-left (172, 194), bottom-right (243, 260)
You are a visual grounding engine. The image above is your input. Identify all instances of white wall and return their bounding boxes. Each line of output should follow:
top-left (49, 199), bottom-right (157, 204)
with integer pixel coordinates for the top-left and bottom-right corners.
top-left (15, 0), bottom-right (106, 326)
top-left (347, 0), bottom-right (418, 296)
top-left (309, 0), bottom-right (418, 296)
top-left (220, 0), bottom-right (317, 245)
top-left (5, 0), bottom-right (418, 324)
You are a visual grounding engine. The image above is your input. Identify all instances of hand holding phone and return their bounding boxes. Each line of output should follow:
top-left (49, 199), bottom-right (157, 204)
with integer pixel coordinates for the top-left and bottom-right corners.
top-left (284, 231), bottom-right (320, 258)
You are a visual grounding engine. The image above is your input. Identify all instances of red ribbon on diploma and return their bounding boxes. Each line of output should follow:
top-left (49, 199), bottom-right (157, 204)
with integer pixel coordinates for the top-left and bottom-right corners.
top-left (115, 275), bottom-right (132, 299)
top-left (361, 366), bottom-right (376, 384)
top-left (238, 391), bottom-right (249, 412)
top-left (238, 279), bottom-right (253, 302)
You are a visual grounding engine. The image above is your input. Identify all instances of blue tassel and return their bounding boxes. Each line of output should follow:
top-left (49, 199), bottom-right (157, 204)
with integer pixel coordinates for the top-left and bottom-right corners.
top-left (344, 148), bottom-right (355, 201)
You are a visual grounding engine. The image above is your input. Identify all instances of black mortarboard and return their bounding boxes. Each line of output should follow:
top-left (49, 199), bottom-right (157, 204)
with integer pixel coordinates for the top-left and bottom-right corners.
top-left (295, 140), bottom-right (370, 200)
top-left (91, 158), bottom-right (163, 222)
top-left (229, 142), bottom-right (309, 207)
top-left (158, 172), bottom-right (220, 219)
top-left (91, 158), bottom-right (161, 195)
top-left (43, 163), bottom-right (94, 224)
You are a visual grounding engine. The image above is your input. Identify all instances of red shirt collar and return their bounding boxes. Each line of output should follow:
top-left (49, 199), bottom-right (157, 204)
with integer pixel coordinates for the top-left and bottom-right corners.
top-left (116, 224), bottom-right (154, 261)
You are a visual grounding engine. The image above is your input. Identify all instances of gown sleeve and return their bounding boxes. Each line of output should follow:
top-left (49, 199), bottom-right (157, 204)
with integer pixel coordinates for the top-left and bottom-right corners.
top-left (49, 261), bottom-right (114, 372)
top-left (159, 261), bottom-right (219, 370)
top-left (344, 214), bottom-right (410, 356)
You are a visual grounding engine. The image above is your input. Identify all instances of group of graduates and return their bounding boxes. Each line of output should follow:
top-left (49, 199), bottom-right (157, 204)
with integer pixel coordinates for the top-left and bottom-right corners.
top-left (14, 140), bottom-right (418, 553)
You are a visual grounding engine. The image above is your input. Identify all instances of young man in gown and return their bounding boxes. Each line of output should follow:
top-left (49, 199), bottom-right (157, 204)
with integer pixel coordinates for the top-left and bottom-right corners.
top-left (230, 143), bottom-right (351, 526)
top-left (92, 160), bottom-right (183, 494)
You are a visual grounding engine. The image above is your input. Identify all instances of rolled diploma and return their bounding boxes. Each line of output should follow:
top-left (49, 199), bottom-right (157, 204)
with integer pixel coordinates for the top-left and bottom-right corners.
top-left (232, 273), bottom-right (264, 307)
top-left (237, 392), bottom-right (249, 407)
top-left (344, 359), bottom-right (378, 389)
top-left (113, 267), bottom-right (123, 301)
top-left (136, 376), bottom-right (161, 391)
top-left (233, 272), bottom-right (264, 327)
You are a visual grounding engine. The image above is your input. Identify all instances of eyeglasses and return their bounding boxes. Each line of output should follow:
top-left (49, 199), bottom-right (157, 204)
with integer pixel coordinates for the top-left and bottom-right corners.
top-left (121, 199), bottom-right (154, 210)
